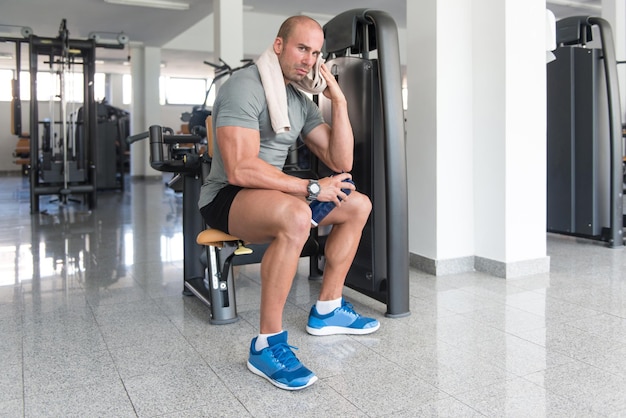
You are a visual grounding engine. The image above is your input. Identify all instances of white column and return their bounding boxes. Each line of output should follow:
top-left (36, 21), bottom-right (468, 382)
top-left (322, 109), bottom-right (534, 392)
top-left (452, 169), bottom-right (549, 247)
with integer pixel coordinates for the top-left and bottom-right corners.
top-left (129, 45), bottom-right (161, 178)
top-left (406, 0), bottom-right (549, 277)
top-left (473, 0), bottom-right (549, 276)
top-left (406, 0), bottom-right (475, 275)
top-left (213, 0), bottom-right (244, 86)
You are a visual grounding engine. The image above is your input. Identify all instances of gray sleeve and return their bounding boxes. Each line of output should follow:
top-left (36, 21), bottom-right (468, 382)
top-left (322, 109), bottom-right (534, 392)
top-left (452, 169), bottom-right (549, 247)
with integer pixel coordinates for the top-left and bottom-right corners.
top-left (213, 75), bottom-right (264, 131)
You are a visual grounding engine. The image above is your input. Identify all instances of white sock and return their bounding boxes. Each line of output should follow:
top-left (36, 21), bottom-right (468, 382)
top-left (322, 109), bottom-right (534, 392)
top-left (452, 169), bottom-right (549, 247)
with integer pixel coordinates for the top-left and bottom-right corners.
top-left (315, 297), bottom-right (342, 315)
top-left (255, 331), bottom-right (282, 351)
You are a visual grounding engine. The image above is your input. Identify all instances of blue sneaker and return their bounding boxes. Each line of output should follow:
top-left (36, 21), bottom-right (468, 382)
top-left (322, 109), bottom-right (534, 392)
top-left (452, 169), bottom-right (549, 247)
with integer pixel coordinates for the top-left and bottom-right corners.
top-left (247, 331), bottom-right (317, 390)
top-left (306, 299), bottom-right (380, 336)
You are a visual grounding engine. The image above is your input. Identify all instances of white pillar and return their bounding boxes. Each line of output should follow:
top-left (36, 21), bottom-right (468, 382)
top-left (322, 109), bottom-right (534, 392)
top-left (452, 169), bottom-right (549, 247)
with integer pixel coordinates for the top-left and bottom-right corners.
top-left (406, 0), bottom-right (476, 275)
top-left (472, 0), bottom-right (549, 277)
top-left (213, 0), bottom-right (244, 86)
top-left (129, 45), bottom-right (161, 178)
top-left (406, 0), bottom-right (549, 278)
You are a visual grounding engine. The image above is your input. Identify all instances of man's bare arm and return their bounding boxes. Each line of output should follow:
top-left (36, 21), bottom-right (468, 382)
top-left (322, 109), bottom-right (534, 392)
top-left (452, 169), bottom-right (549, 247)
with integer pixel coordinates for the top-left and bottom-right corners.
top-left (304, 63), bottom-right (354, 172)
top-left (217, 125), bottom-right (309, 196)
top-left (218, 125), bottom-right (354, 204)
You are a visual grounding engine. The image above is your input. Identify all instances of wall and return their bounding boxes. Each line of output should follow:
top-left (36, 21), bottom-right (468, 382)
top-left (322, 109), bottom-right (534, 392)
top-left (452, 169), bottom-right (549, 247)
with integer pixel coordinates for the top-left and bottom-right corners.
top-left (164, 11), bottom-right (407, 66)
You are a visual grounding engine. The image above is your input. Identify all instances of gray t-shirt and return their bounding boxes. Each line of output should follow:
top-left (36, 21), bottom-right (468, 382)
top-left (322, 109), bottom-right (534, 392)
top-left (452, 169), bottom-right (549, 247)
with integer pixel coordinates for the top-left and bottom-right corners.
top-left (198, 65), bottom-right (325, 209)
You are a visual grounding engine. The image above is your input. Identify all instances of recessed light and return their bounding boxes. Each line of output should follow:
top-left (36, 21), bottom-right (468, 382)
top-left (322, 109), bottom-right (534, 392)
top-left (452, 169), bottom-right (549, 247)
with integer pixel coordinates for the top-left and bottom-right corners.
top-left (103, 0), bottom-right (189, 11)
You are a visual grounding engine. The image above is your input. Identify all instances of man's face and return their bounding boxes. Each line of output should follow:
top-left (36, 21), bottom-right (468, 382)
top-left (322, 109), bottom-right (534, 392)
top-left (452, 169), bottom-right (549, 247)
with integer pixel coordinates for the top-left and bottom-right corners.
top-left (275, 22), bottom-right (324, 84)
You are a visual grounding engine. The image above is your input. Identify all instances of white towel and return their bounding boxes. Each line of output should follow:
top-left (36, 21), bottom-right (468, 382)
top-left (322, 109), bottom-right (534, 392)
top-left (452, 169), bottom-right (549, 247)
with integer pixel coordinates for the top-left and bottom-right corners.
top-left (256, 46), bottom-right (327, 133)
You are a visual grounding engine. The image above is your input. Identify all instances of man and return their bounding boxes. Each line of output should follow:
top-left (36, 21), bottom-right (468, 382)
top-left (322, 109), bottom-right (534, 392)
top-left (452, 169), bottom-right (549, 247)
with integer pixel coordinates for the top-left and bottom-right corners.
top-left (199, 15), bottom-right (379, 391)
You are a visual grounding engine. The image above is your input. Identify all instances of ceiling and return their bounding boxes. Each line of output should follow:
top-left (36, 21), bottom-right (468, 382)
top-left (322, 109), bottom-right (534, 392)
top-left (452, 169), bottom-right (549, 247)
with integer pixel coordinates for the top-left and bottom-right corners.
top-left (0, 0), bottom-right (603, 78)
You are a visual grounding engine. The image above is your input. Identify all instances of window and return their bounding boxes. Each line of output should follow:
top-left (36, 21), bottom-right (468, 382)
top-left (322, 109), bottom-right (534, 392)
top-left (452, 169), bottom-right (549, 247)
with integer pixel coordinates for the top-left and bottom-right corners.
top-left (121, 75), bottom-right (213, 106)
top-left (163, 77), bottom-right (207, 105)
top-left (0, 70), bottom-right (105, 102)
top-left (94, 73), bottom-right (106, 102)
top-left (402, 86), bottom-right (408, 110)
top-left (0, 69), bottom-right (13, 101)
top-left (160, 76), bottom-right (166, 105)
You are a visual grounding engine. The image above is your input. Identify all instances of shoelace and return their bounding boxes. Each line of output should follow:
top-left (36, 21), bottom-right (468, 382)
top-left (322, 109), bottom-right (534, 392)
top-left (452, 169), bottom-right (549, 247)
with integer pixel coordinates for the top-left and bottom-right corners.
top-left (269, 343), bottom-right (301, 369)
top-left (340, 301), bottom-right (359, 317)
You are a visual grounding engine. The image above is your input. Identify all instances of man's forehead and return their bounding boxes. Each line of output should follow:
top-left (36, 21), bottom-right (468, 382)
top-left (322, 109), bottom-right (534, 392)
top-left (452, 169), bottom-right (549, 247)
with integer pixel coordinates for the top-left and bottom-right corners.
top-left (288, 25), bottom-right (323, 47)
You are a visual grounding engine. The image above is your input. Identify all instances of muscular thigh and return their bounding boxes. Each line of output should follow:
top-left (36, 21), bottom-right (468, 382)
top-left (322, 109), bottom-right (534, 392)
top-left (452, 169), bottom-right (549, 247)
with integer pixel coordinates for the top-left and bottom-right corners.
top-left (228, 189), bottom-right (311, 243)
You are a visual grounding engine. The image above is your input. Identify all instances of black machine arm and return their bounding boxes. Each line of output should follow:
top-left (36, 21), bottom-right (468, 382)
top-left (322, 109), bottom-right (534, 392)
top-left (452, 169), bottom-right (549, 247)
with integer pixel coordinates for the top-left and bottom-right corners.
top-left (203, 57), bottom-right (254, 79)
top-left (126, 125), bottom-right (203, 173)
top-left (323, 9), bottom-right (409, 317)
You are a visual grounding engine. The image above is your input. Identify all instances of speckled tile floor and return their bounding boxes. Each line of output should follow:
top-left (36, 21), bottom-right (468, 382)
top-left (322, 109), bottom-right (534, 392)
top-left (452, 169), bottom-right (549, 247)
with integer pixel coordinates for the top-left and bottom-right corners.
top-left (1, 172), bottom-right (626, 417)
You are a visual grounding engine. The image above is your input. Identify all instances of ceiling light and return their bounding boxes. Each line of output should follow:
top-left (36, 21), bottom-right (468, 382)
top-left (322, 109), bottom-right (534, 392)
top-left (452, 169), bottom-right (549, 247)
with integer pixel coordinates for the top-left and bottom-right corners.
top-left (546, 0), bottom-right (601, 11)
top-left (103, 0), bottom-right (190, 11)
top-left (0, 24), bottom-right (33, 38)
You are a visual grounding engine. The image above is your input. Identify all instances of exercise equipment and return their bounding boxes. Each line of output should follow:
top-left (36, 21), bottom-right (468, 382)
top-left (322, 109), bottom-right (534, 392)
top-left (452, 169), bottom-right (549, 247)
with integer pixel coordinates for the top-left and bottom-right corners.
top-left (1, 19), bottom-right (128, 213)
top-left (181, 58), bottom-right (254, 135)
top-left (130, 9), bottom-right (411, 322)
top-left (320, 9), bottom-right (410, 317)
top-left (127, 125), bottom-right (320, 324)
top-left (547, 16), bottom-right (623, 247)
top-left (76, 101), bottom-right (130, 190)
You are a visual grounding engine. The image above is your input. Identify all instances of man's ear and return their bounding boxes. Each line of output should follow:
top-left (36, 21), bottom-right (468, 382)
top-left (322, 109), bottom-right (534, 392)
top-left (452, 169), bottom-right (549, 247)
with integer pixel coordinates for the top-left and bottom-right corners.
top-left (273, 37), bottom-right (283, 55)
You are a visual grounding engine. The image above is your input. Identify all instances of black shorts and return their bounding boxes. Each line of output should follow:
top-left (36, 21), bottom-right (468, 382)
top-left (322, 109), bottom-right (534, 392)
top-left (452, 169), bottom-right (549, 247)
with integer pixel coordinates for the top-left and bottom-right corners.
top-left (199, 185), bottom-right (244, 234)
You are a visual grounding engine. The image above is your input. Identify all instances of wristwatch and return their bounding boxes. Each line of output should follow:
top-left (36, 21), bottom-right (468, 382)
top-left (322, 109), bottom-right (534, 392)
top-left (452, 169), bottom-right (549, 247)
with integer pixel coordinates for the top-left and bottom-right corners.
top-left (307, 179), bottom-right (321, 201)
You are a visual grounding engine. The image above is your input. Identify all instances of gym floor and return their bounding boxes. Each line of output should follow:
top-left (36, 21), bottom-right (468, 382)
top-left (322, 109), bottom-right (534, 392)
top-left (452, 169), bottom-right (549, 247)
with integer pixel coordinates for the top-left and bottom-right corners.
top-left (2, 172), bottom-right (626, 417)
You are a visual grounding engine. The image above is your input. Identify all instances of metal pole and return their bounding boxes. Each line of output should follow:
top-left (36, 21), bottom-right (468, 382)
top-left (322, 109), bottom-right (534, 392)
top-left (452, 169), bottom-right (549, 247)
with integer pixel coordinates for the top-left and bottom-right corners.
top-left (364, 10), bottom-right (410, 317)
top-left (588, 17), bottom-right (624, 248)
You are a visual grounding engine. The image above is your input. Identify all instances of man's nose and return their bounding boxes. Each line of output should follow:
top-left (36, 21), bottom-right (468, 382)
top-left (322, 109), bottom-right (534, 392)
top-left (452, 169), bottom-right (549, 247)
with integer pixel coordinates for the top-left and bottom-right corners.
top-left (303, 53), bottom-right (316, 66)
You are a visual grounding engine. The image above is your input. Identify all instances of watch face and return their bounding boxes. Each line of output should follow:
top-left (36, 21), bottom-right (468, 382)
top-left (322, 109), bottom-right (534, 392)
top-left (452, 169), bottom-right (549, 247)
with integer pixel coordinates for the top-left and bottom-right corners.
top-left (311, 183), bottom-right (320, 193)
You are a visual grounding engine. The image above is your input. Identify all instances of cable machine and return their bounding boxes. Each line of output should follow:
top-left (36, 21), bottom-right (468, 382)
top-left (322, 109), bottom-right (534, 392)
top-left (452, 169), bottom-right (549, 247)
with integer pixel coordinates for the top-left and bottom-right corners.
top-left (29, 19), bottom-right (98, 212)
top-left (547, 16), bottom-right (623, 247)
top-left (320, 9), bottom-right (410, 317)
top-left (2, 20), bottom-right (128, 213)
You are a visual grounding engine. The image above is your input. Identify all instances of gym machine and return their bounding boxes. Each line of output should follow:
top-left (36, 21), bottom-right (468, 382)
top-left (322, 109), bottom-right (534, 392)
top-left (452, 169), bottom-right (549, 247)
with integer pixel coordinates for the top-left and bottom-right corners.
top-left (127, 126), bottom-right (320, 324)
top-left (2, 20), bottom-right (128, 213)
top-left (547, 16), bottom-right (623, 247)
top-left (130, 9), bottom-right (411, 322)
top-left (75, 101), bottom-right (130, 190)
top-left (320, 9), bottom-right (410, 317)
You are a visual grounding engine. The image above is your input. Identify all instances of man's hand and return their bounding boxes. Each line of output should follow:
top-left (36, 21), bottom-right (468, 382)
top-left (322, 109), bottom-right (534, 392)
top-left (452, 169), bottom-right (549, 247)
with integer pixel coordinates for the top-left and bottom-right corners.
top-left (316, 172), bottom-right (355, 206)
top-left (320, 63), bottom-right (346, 103)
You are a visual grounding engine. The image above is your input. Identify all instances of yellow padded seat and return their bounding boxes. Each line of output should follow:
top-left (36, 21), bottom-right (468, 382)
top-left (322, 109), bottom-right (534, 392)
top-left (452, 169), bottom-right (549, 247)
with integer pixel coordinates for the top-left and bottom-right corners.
top-left (196, 229), bottom-right (253, 255)
top-left (196, 228), bottom-right (240, 247)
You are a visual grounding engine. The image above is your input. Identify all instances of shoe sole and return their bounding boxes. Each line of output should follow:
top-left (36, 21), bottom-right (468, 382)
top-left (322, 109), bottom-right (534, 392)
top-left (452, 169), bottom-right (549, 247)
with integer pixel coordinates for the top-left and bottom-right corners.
top-left (247, 361), bottom-right (318, 391)
top-left (306, 322), bottom-right (381, 336)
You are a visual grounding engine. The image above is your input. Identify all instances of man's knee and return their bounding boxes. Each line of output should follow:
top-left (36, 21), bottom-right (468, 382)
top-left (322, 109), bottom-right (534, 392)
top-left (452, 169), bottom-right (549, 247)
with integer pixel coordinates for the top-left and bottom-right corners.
top-left (350, 191), bottom-right (372, 222)
top-left (276, 198), bottom-right (312, 240)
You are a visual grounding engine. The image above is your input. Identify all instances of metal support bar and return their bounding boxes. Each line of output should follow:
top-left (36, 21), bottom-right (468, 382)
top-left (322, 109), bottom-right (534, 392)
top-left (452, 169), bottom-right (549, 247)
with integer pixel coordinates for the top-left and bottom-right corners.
top-left (588, 17), bottom-right (624, 248)
top-left (363, 10), bottom-right (410, 316)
